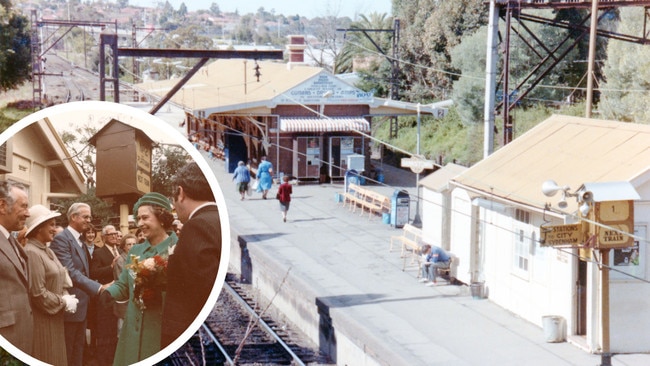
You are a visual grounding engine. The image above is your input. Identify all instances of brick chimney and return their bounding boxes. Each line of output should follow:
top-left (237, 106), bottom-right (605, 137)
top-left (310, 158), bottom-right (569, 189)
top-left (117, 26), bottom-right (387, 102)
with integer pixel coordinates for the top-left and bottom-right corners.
top-left (286, 35), bottom-right (306, 68)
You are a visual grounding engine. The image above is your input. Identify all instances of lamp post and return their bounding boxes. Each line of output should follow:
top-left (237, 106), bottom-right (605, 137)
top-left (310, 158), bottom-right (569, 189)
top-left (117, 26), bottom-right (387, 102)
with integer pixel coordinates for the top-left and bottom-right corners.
top-left (412, 103), bottom-right (422, 226)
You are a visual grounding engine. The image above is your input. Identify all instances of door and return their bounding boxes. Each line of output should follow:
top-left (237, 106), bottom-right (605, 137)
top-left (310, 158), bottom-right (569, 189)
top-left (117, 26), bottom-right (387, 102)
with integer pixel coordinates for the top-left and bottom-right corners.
top-left (576, 258), bottom-right (587, 335)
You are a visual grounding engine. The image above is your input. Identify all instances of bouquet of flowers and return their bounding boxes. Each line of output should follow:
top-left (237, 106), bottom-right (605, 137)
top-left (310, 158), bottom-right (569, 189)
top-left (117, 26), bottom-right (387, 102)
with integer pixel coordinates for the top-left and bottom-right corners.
top-left (128, 254), bottom-right (168, 311)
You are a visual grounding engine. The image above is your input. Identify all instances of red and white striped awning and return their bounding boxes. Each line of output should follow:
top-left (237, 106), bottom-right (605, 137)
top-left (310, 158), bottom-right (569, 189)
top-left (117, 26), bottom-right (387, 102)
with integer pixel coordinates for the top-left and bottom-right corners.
top-left (280, 117), bottom-right (370, 133)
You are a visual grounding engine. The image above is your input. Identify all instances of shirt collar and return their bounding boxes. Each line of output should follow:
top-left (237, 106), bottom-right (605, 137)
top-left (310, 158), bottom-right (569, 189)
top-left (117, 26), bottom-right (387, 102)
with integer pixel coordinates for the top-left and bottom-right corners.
top-left (188, 202), bottom-right (217, 220)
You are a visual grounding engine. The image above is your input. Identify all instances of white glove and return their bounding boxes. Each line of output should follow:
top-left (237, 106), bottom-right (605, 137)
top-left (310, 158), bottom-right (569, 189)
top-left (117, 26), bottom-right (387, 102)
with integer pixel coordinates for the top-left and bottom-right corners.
top-left (62, 294), bottom-right (79, 313)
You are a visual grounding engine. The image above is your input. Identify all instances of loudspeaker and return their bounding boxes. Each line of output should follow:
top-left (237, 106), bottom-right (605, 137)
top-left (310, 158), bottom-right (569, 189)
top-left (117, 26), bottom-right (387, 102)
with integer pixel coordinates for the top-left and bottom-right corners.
top-left (542, 180), bottom-right (565, 197)
top-left (580, 191), bottom-right (593, 203)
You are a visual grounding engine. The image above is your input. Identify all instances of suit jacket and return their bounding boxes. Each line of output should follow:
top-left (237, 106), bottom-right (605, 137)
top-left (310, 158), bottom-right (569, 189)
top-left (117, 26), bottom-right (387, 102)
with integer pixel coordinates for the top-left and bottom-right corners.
top-left (90, 245), bottom-right (118, 285)
top-left (0, 234), bottom-right (33, 353)
top-left (161, 204), bottom-right (221, 347)
top-left (50, 227), bottom-right (101, 322)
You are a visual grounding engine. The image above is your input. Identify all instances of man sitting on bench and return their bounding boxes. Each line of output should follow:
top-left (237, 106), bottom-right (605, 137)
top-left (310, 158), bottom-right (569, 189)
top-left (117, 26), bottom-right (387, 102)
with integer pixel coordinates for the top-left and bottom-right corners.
top-left (419, 244), bottom-right (451, 286)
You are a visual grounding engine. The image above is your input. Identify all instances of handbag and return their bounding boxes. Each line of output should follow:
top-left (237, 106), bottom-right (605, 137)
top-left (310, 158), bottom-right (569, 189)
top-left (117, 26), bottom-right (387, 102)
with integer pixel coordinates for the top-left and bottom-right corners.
top-left (246, 183), bottom-right (253, 196)
top-left (251, 179), bottom-right (259, 190)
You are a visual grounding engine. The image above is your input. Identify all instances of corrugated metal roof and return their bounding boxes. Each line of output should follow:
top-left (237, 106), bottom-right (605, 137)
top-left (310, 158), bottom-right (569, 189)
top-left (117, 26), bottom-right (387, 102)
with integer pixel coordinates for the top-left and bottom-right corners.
top-left (135, 59), bottom-right (322, 113)
top-left (451, 115), bottom-right (650, 212)
top-left (280, 117), bottom-right (370, 132)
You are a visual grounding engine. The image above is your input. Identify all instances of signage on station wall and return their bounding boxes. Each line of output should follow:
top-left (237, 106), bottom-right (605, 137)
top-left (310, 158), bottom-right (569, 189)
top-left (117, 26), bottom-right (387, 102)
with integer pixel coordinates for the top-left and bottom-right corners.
top-left (274, 73), bottom-right (374, 105)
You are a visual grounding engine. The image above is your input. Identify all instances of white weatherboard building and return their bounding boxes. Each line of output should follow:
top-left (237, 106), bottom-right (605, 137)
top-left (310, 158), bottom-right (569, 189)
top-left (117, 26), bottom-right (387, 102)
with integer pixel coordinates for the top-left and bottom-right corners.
top-left (422, 115), bottom-right (650, 353)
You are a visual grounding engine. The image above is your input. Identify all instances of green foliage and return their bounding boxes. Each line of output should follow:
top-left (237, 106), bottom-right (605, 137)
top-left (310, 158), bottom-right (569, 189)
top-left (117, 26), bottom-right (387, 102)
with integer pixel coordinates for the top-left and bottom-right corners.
top-left (600, 7), bottom-right (650, 123)
top-left (395, 0), bottom-right (488, 101)
top-left (376, 102), bottom-right (588, 167)
top-left (0, 347), bottom-right (24, 365)
top-left (150, 146), bottom-right (191, 198)
top-left (0, 2), bottom-right (31, 92)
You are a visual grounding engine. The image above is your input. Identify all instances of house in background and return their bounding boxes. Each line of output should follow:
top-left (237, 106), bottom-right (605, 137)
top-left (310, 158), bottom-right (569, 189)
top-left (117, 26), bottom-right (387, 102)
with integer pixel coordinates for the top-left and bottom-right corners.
top-left (1, 118), bottom-right (86, 208)
top-left (444, 114), bottom-right (650, 353)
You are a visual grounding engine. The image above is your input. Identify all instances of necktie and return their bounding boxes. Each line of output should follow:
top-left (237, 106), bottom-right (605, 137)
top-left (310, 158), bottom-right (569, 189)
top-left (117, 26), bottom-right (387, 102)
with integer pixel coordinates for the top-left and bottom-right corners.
top-left (112, 246), bottom-right (119, 257)
top-left (9, 236), bottom-right (27, 277)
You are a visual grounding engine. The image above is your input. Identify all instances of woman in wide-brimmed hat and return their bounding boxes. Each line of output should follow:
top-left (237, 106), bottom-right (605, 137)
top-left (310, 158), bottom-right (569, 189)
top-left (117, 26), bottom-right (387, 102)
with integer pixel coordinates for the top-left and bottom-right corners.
top-left (23, 204), bottom-right (79, 365)
top-left (103, 192), bottom-right (178, 365)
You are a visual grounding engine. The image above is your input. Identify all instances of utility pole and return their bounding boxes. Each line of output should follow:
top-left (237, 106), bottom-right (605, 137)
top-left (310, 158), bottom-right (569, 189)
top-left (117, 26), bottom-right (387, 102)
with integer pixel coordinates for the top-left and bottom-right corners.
top-left (337, 18), bottom-right (401, 137)
top-left (585, 0), bottom-right (599, 118)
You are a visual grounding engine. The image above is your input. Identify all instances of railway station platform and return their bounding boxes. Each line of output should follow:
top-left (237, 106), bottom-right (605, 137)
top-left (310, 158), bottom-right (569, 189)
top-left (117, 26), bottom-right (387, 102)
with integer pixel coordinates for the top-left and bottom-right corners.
top-left (148, 104), bottom-right (649, 366)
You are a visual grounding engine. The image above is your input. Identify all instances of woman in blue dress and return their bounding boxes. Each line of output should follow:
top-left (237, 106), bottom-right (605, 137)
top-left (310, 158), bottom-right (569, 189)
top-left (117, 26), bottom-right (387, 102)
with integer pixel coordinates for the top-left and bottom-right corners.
top-left (256, 156), bottom-right (274, 199)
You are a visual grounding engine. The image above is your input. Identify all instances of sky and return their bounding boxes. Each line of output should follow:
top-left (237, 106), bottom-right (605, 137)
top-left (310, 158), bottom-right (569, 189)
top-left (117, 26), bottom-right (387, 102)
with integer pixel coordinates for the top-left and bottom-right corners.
top-left (127, 0), bottom-right (393, 19)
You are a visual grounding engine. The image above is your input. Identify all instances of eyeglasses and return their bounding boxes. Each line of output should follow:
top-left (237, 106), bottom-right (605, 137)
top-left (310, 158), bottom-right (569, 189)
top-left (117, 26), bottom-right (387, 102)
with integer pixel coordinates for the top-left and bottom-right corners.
top-left (105, 232), bottom-right (118, 236)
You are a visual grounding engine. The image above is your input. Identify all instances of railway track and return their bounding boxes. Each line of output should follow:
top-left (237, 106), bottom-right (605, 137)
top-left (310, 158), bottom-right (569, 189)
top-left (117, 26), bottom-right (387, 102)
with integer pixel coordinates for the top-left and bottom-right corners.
top-left (163, 273), bottom-right (331, 365)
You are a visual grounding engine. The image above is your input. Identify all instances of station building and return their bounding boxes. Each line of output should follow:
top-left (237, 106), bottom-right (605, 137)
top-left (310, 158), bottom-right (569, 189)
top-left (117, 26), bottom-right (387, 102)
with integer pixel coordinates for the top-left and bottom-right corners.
top-left (133, 36), bottom-right (449, 182)
top-left (421, 115), bottom-right (650, 354)
top-left (0, 118), bottom-right (85, 208)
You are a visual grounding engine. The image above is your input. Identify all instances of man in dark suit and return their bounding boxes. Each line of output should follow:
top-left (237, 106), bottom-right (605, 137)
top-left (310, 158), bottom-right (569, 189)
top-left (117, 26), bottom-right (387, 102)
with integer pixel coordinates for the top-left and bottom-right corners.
top-left (0, 181), bottom-right (33, 354)
top-left (161, 162), bottom-right (222, 348)
top-left (51, 203), bottom-right (104, 366)
top-left (89, 225), bottom-right (120, 365)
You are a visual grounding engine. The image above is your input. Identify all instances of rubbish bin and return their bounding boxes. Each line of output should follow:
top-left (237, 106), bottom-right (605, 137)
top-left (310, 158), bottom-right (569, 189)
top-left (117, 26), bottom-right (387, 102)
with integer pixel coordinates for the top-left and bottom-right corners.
top-left (542, 315), bottom-right (566, 343)
top-left (344, 169), bottom-right (360, 192)
top-left (390, 190), bottom-right (410, 228)
top-left (470, 282), bottom-right (485, 299)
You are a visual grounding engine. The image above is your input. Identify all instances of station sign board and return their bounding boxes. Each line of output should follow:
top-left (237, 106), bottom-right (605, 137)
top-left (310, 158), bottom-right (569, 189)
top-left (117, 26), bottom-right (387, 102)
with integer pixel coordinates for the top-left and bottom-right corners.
top-left (594, 200), bottom-right (635, 249)
top-left (541, 223), bottom-right (586, 247)
top-left (401, 157), bottom-right (434, 174)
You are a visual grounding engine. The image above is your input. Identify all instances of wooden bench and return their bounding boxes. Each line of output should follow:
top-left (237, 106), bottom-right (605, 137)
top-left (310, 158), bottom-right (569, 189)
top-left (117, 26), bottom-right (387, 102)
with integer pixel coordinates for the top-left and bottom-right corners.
top-left (389, 224), bottom-right (423, 269)
top-left (342, 183), bottom-right (390, 219)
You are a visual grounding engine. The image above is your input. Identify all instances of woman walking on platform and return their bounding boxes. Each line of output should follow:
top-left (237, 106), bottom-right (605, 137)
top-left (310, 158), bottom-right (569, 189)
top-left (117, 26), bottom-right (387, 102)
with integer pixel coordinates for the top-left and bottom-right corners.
top-left (256, 156), bottom-right (273, 199)
top-left (277, 175), bottom-right (292, 222)
top-left (232, 161), bottom-right (251, 200)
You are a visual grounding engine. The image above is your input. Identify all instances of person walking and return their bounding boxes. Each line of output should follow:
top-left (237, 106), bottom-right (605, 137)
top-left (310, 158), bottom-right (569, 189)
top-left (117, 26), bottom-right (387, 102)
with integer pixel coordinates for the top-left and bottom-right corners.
top-left (232, 161), bottom-right (251, 200)
top-left (23, 204), bottom-right (78, 365)
top-left (50, 202), bottom-right (108, 366)
top-left (277, 175), bottom-right (292, 223)
top-left (162, 162), bottom-right (221, 348)
top-left (256, 156), bottom-right (274, 199)
top-left (0, 181), bottom-right (33, 354)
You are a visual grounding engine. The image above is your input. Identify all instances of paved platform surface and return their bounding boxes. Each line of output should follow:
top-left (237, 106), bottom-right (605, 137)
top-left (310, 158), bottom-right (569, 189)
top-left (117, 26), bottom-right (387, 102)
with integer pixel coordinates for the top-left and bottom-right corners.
top-left (149, 104), bottom-right (649, 366)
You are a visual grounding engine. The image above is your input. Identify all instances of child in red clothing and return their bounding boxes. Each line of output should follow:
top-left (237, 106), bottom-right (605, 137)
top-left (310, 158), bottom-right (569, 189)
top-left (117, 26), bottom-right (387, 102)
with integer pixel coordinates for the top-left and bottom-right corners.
top-left (277, 175), bottom-right (292, 222)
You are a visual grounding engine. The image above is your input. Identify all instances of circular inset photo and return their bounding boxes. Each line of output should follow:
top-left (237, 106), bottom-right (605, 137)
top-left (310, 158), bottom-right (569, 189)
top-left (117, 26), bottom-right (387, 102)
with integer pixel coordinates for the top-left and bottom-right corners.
top-left (0, 101), bottom-right (229, 366)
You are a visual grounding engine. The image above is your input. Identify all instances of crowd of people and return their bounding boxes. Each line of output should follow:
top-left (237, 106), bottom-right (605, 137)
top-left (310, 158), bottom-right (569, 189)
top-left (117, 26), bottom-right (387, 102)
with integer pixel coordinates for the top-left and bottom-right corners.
top-left (0, 162), bottom-right (222, 366)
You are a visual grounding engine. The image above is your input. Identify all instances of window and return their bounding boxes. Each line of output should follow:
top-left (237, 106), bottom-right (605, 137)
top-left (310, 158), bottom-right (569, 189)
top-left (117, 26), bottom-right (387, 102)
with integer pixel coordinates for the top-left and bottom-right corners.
top-left (515, 208), bottom-right (530, 224)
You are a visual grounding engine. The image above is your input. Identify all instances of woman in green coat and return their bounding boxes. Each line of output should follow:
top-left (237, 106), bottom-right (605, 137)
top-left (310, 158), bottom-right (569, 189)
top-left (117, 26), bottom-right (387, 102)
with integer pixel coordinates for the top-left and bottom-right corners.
top-left (104, 193), bottom-right (178, 365)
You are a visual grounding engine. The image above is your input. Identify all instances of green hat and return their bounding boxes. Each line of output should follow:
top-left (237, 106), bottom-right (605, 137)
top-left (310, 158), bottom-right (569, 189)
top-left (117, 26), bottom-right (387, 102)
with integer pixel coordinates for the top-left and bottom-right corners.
top-left (133, 192), bottom-right (172, 215)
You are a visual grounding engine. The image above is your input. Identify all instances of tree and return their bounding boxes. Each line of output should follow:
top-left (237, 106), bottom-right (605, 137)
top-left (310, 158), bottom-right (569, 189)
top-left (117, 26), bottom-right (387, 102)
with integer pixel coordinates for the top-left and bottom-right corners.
top-left (0, 0), bottom-right (31, 92)
top-left (600, 7), bottom-right (650, 123)
top-left (151, 146), bottom-right (190, 198)
top-left (395, 0), bottom-right (487, 102)
top-left (335, 12), bottom-right (393, 76)
top-left (60, 123), bottom-right (98, 186)
top-left (209, 2), bottom-right (221, 16)
top-left (450, 9), bottom-right (589, 125)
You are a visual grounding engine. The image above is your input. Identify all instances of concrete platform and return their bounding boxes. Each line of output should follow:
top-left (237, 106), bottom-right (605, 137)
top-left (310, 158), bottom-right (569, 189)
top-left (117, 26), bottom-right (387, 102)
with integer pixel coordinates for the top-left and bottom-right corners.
top-left (196, 150), bottom-right (603, 366)
top-left (148, 105), bottom-right (649, 366)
